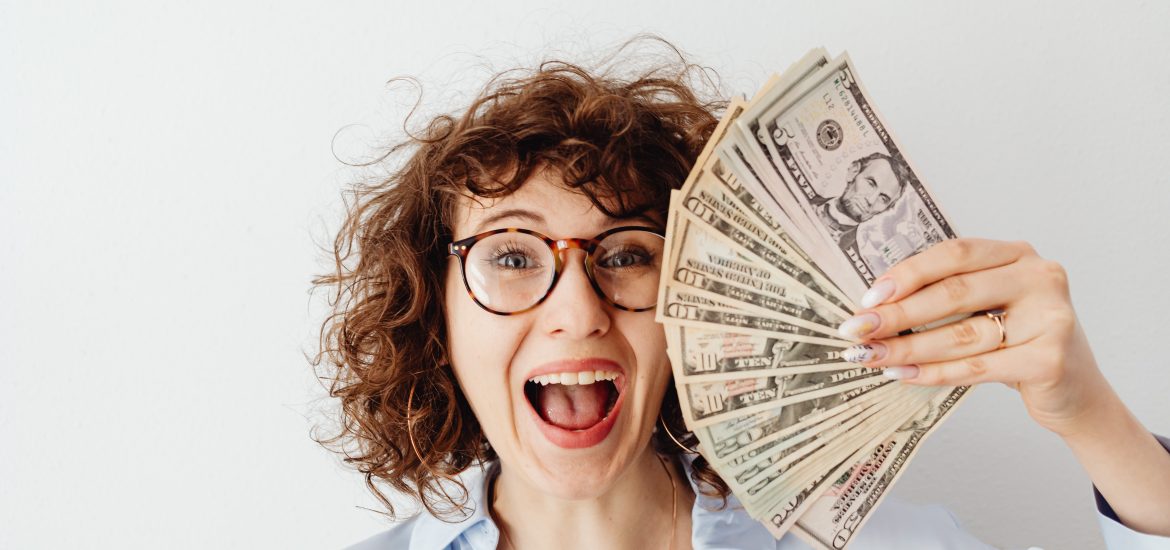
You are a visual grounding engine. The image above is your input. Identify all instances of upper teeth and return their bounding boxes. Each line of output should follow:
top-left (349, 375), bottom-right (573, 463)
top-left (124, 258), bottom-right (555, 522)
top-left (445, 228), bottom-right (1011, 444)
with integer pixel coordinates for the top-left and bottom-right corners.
top-left (529, 371), bottom-right (620, 386)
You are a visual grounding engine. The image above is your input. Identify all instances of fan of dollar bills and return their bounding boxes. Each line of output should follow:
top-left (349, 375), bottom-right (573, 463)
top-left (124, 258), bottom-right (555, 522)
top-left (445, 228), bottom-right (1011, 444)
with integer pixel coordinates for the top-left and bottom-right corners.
top-left (655, 48), bottom-right (971, 548)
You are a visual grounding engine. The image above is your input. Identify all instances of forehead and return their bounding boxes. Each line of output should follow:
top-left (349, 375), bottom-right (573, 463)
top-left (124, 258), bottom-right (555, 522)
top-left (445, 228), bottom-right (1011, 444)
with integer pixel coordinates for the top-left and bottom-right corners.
top-left (859, 158), bottom-right (898, 184)
top-left (452, 170), bottom-right (658, 238)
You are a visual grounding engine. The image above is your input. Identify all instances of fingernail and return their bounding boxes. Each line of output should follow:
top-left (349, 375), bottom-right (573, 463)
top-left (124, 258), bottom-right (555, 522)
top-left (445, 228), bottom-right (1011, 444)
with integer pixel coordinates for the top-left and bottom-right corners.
top-left (837, 312), bottom-right (881, 340)
top-left (842, 343), bottom-right (887, 363)
top-left (860, 278), bottom-right (896, 309)
top-left (882, 365), bottom-right (919, 380)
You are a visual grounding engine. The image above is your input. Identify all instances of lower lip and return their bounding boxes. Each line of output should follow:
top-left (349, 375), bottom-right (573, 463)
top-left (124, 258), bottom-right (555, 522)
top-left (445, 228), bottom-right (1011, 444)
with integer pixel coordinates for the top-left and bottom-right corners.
top-left (526, 378), bottom-right (625, 449)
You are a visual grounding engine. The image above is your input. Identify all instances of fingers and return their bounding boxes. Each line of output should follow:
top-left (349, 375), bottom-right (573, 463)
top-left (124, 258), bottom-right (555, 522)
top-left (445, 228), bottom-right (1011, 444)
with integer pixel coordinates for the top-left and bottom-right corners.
top-left (830, 237), bottom-right (1079, 395)
top-left (889, 344), bottom-right (1038, 387)
top-left (859, 239), bottom-right (1035, 309)
top-left (842, 308), bottom-right (1032, 368)
top-left (839, 260), bottom-right (1029, 341)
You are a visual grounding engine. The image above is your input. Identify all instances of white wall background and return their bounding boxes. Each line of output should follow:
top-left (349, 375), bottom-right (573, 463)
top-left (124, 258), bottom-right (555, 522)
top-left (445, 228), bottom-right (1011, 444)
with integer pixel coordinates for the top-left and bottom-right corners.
top-left (2, 1), bottom-right (1168, 548)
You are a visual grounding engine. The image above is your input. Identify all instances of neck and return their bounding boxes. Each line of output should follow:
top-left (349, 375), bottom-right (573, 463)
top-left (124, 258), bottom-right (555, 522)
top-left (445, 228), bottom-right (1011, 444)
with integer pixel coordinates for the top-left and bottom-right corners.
top-left (490, 446), bottom-right (693, 550)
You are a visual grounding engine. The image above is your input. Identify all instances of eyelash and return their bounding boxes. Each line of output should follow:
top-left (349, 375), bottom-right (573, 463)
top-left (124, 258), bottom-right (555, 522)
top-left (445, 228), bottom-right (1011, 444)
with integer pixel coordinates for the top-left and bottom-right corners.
top-left (481, 242), bottom-right (540, 267)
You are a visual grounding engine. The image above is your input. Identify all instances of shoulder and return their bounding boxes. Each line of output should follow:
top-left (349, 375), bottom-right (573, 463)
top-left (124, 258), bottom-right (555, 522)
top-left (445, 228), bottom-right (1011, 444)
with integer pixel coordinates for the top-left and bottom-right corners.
top-left (343, 515), bottom-right (421, 550)
top-left (343, 461), bottom-right (499, 550)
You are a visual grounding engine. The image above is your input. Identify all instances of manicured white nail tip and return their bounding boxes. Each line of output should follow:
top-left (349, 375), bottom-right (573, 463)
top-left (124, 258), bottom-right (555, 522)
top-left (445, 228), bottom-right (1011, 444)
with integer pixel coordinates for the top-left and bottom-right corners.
top-left (882, 366), bottom-right (919, 380)
top-left (560, 372), bottom-right (577, 385)
top-left (837, 313), bottom-right (879, 341)
top-left (578, 371), bottom-right (595, 384)
top-left (860, 279), bottom-right (896, 309)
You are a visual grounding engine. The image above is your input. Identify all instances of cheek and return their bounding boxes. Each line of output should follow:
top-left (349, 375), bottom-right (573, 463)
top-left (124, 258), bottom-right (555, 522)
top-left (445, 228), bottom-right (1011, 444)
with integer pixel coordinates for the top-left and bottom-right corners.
top-left (444, 264), bottom-right (518, 436)
top-left (622, 314), bottom-right (670, 386)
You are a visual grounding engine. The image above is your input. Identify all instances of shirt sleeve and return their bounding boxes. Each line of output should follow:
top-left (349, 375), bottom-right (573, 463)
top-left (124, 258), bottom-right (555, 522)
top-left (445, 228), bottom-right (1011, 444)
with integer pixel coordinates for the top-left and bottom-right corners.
top-left (1096, 433), bottom-right (1170, 548)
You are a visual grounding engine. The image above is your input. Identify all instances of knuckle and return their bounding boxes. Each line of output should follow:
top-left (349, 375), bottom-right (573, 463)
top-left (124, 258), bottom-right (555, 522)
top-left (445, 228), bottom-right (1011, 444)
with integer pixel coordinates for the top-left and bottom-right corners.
top-left (945, 239), bottom-right (974, 263)
top-left (938, 275), bottom-right (971, 303)
top-left (963, 355), bottom-right (989, 378)
top-left (1038, 260), bottom-right (1070, 293)
top-left (1045, 307), bottom-right (1077, 333)
top-left (949, 321), bottom-right (981, 347)
top-left (886, 262), bottom-right (917, 290)
top-left (1013, 240), bottom-right (1037, 257)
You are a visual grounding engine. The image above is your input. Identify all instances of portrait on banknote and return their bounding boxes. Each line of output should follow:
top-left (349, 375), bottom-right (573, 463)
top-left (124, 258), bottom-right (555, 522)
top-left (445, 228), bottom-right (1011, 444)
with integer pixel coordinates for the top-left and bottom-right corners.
top-left (809, 151), bottom-right (912, 251)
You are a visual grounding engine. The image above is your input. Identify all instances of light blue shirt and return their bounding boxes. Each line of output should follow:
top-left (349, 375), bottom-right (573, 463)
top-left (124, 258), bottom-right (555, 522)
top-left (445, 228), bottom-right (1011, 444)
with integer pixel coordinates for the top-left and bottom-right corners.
top-left (348, 436), bottom-right (1170, 550)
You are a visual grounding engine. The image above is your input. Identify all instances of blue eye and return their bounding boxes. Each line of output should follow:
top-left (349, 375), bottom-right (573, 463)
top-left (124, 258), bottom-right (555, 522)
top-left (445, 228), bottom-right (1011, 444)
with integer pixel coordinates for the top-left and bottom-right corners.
top-left (497, 253), bottom-right (531, 269)
top-left (488, 243), bottom-right (542, 271)
top-left (598, 246), bottom-right (652, 269)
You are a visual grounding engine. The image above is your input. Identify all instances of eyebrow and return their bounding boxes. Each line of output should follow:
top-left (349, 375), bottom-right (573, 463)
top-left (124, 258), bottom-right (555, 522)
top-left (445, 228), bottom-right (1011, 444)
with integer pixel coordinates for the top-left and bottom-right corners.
top-left (470, 208), bottom-right (662, 235)
top-left (472, 208), bottom-right (547, 235)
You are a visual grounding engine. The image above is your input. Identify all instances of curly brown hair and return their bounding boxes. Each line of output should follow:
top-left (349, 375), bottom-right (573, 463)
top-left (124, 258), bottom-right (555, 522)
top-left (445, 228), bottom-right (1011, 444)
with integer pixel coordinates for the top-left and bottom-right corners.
top-left (311, 36), bottom-right (733, 521)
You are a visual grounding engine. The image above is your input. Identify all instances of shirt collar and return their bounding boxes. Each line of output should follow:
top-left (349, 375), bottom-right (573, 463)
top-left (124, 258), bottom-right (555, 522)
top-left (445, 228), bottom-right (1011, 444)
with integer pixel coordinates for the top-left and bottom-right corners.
top-left (406, 456), bottom-right (776, 550)
top-left (408, 461), bottom-right (498, 550)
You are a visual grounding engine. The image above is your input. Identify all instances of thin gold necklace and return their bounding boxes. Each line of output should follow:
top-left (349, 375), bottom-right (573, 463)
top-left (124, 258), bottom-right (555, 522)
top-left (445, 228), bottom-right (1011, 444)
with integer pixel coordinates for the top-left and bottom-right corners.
top-left (496, 454), bottom-right (679, 550)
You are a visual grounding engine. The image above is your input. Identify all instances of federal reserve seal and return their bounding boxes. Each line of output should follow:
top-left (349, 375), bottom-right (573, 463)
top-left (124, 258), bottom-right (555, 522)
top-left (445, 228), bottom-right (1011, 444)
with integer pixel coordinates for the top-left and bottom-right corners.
top-left (816, 119), bottom-right (843, 151)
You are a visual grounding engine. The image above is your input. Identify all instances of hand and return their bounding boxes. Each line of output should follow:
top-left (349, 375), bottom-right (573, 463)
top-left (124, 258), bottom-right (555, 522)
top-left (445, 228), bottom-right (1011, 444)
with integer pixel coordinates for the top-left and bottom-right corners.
top-left (837, 238), bottom-right (1113, 437)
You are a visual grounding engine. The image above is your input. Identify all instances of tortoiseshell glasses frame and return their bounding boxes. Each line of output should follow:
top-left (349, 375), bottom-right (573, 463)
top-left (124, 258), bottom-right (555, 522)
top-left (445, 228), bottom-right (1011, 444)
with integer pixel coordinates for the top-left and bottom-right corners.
top-left (446, 225), bottom-right (665, 316)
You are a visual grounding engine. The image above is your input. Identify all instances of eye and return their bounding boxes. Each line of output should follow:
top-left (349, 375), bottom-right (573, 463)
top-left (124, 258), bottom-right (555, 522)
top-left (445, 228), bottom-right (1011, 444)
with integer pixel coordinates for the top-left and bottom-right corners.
top-left (879, 193), bottom-right (890, 205)
top-left (486, 242), bottom-right (543, 271)
top-left (867, 177), bottom-right (877, 188)
top-left (598, 245), bottom-right (653, 269)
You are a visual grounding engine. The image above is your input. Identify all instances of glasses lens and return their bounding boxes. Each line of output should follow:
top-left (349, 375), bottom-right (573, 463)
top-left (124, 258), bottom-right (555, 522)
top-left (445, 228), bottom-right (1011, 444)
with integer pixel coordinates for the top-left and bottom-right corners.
top-left (464, 231), bottom-right (555, 313)
top-left (591, 229), bottom-right (664, 310)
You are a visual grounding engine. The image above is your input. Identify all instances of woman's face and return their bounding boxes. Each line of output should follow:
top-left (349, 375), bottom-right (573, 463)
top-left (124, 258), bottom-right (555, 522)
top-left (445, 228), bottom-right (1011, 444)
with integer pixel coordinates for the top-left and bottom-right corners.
top-left (444, 170), bottom-right (670, 499)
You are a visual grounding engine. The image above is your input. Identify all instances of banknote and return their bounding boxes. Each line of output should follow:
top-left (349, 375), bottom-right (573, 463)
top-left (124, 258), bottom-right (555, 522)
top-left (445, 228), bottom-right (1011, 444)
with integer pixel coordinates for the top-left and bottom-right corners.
top-left (719, 49), bottom-right (832, 255)
top-left (725, 396), bottom-right (884, 489)
top-left (749, 52), bottom-right (959, 299)
top-left (664, 228), bottom-right (837, 330)
top-left (667, 325), bottom-right (854, 381)
top-left (665, 209), bottom-right (851, 323)
top-left (759, 430), bottom-right (886, 541)
top-left (659, 194), bottom-right (841, 333)
top-left (739, 392), bottom-right (927, 518)
top-left (714, 381), bottom-right (897, 469)
top-left (679, 158), bottom-right (851, 320)
top-left (792, 386), bottom-right (970, 548)
top-left (680, 364), bottom-right (884, 427)
top-left (657, 48), bottom-right (972, 546)
top-left (678, 197), bottom-right (853, 315)
top-left (661, 286), bottom-right (845, 348)
top-left (690, 379), bottom-right (896, 464)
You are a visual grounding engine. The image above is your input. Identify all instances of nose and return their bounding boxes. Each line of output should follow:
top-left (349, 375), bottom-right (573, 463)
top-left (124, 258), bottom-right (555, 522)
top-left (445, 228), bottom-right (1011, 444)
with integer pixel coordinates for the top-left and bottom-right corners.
top-left (537, 247), bottom-right (611, 339)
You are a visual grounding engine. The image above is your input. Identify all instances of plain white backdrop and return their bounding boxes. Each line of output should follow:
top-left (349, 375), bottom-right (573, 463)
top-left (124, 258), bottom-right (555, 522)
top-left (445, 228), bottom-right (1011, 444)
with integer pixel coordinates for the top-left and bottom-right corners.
top-left (3, 1), bottom-right (1169, 548)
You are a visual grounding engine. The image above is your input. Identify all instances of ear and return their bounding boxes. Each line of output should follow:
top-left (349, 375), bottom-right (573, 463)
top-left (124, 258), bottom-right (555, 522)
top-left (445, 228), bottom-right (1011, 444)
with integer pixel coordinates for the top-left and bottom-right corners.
top-left (846, 159), bottom-right (862, 182)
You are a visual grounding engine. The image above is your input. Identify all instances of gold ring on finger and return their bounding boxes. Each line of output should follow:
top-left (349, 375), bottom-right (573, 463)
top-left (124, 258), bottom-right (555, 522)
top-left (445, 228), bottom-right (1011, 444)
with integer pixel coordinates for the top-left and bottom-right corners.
top-left (983, 308), bottom-right (1007, 349)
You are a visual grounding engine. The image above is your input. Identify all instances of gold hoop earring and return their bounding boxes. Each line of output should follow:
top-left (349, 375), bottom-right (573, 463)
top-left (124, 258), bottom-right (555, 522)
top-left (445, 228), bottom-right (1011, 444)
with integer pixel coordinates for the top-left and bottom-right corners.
top-left (406, 378), bottom-right (426, 465)
top-left (658, 411), bottom-right (700, 454)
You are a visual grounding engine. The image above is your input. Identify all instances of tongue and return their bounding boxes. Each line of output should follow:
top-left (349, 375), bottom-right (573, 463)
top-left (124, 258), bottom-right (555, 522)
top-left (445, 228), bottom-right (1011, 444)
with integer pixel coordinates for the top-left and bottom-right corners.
top-left (537, 382), bottom-right (609, 430)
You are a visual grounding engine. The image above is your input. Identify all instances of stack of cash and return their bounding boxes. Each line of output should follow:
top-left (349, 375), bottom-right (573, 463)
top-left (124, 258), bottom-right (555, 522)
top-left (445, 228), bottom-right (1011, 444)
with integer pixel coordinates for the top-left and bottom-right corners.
top-left (655, 49), bottom-right (971, 547)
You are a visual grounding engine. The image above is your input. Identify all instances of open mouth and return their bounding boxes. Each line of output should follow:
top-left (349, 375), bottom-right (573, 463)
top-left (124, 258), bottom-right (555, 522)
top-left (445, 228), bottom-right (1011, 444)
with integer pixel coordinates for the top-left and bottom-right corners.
top-left (524, 370), bottom-right (622, 432)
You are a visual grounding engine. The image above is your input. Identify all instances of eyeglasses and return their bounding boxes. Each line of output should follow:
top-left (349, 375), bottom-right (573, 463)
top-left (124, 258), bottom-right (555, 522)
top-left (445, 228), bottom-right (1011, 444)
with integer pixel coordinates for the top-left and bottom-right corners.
top-left (447, 226), bottom-right (665, 315)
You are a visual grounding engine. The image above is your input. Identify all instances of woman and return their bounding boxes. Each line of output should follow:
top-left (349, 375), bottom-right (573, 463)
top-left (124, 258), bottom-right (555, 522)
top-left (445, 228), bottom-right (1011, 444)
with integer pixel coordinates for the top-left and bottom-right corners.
top-left (312, 41), bottom-right (1170, 549)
